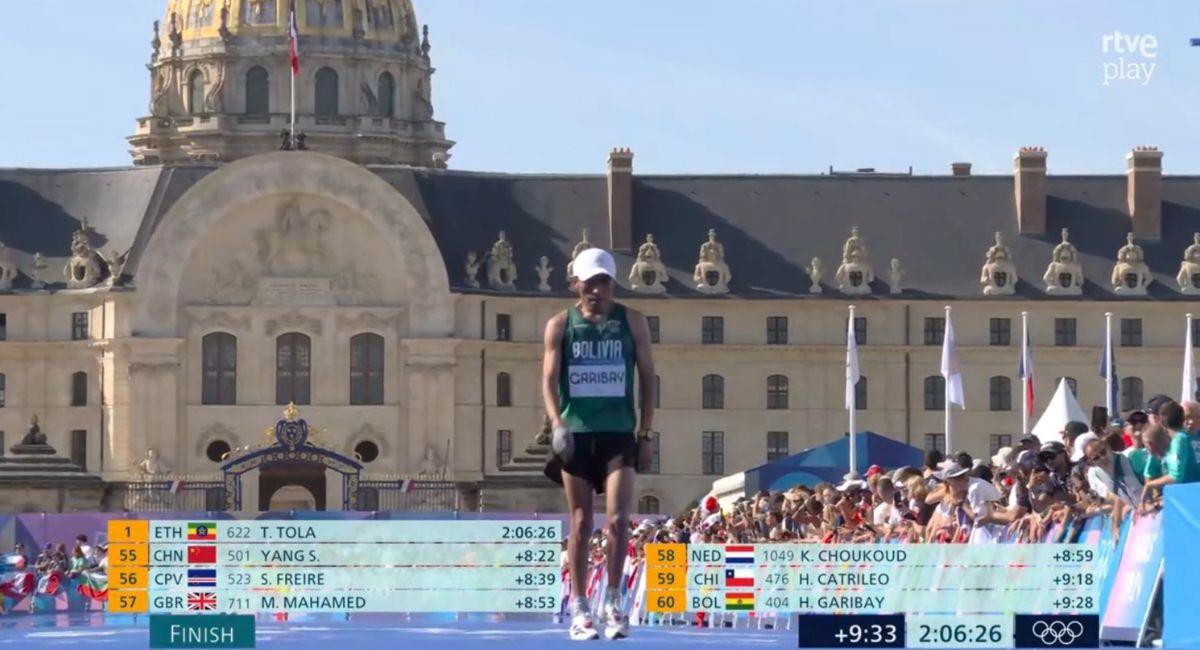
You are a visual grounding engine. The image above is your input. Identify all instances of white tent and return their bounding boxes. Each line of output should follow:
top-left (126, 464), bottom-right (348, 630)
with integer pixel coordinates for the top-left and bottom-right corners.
top-left (1031, 378), bottom-right (1090, 443)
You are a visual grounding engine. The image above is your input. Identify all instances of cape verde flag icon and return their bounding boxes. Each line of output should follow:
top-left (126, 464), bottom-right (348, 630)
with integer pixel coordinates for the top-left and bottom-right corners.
top-left (187, 568), bottom-right (217, 588)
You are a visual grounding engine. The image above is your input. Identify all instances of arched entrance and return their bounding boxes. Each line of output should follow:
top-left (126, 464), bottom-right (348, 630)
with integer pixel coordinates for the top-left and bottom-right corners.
top-left (266, 483), bottom-right (320, 511)
top-left (260, 462), bottom-right (326, 511)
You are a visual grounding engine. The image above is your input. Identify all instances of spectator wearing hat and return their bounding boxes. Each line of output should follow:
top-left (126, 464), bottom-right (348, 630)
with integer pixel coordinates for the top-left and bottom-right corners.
top-left (1018, 434), bottom-right (1040, 455)
top-left (1061, 421), bottom-right (1089, 451)
top-left (1146, 394), bottom-right (1174, 428)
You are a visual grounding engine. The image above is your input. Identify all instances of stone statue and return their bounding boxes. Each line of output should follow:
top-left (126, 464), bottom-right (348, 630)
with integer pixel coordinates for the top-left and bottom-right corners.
top-left (630, 233), bottom-right (668, 294)
top-left (360, 81), bottom-right (378, 114)
top-left (835, 226), bottom-right (874, 295)
top-left (535, 256), bottom-right (553, 292)
top-left (352, 2), bottom-right (366, 38)
top-left (418, 444), bottom-right (441, 476)
top-left (64, 226), bottom-right (103, 289)
top-left (136, 448), bottom-right (172, 476)
top-left (980, 231), bottom-right (1018, 296)
top-left (413, 79), bottom-right (434, 120)
top-left (464, 251), bottom-right (481, 288)
top-left (889, 258), bottom-right (903, 295)
top-left (693, 229), bottom-right (731, 294)
top-left (565, 228), bottom-right (593, 280)
top-left (1177, 233), bottom-right (1200, 295)
top-left (0, 244), bottom-right (16, 291)
top-left (11, 416), bottom-right (53, 455)
top-left (105, 249), bottom-right (129, 287)
top-left (255, 200), bottom-right (330, 276)
top-left (1042, 228), bottom-right (1083, 295)
top-left (31, 253), bottom-right (48, 290)
top-left (219, 2), bottom-right (232, 42)
top-left (151, 66), bottom-right (173, 117)
top-left (487, 231), bottom-right (518, 290)
top-left (1111, 232), bottom-right (1151, 295)
top-left (808, 257), bottom-right (823, 294)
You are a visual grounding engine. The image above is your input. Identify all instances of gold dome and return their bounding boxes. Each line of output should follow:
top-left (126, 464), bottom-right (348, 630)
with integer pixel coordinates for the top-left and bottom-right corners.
top-left (163, 0), bottom-right (418, 45)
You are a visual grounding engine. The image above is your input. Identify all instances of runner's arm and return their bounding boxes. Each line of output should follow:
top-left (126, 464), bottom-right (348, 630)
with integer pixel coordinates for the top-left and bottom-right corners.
top-left (626, 308), bottom-right (656, 432)
top-left (542, 312), bottom-right (567, 429)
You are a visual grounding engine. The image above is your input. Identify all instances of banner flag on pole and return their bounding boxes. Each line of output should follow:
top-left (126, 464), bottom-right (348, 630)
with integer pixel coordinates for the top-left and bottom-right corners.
top-left (845, 314), bottom-right (860, 410)
top-left (1018, 328), bottom-right (1034, 419)
top-left (941, 311), bottom-right (965, 408)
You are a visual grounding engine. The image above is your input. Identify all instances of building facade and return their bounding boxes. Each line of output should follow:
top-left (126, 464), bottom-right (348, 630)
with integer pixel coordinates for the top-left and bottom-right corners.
top-left (0, 1), bottom-right (1198, 514)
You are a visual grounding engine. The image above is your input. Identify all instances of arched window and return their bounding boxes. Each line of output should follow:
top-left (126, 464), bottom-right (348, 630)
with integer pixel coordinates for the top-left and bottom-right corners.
top-left (202, 332), bottom-right (237, 405)
top-left (1057, 376), bottom-right (1078, 397)
top-left (702, 374), bottom-right (724, 410)
top-left (378, 72), bottom-right (395, 117)
top-left (0, 373), bottom-right (5, 408)
top-left (276, 332), bottom-right (311, 405)
top-left (315, 67), bottom-right (339, 117)
top-left (766, 375), bottom-right (788, 410)
top-left (245, 66), bottom-right (269, 115)
top-left (924, 376), bottom-right (945, 411)
top-left (188, 69), bottom-right (206, 115)
top-left (637, 495), bottom-right (660, 514)
top-left (496, 372), bottom-right (512, 407)
top-left (1121, 377), bottom-right (1144, 412)
top-left (989, 376), bottom-right (1012, 411)
top-left (350, 333), bottom-right (384, 405)
top-left (855, 376), bottom-right (867, 410)
top-left (71, 371), bottom-right (88, 407)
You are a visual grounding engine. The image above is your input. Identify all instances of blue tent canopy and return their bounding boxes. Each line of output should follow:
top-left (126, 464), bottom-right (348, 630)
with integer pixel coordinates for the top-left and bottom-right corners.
top-left (743, 432), bottom-right (924, 494)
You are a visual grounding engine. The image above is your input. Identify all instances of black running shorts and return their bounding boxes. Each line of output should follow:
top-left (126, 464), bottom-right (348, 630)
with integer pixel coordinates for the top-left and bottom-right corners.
top-left (544, 432), bottom-right (637, 495)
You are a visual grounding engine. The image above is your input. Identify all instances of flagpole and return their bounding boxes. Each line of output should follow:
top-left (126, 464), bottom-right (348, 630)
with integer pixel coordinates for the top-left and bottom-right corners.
top-left (1185, 313), bottom-right (1195, 401)
top-left (1021, 310), bottom-right (1030, 436)
top-left (289, 1), bottom-right (297, 149)
top-left (1105, 312), bottom-right (1114, 416)
top-left (944, 305), bottom-right (952, 454)
top-left (848, 305), bottom-right (857, 476)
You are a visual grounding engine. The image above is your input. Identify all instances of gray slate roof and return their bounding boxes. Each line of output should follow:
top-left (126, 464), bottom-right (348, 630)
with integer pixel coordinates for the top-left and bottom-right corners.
top-left (3, 162), bottom-right (1200, 299)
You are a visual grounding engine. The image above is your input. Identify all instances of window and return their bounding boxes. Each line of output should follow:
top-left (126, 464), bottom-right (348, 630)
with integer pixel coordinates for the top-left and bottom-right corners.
top-left (201, 332), bottom-right (237, 405)
top-left (989, 434), bottom-right (1013, 455)
top-left (924, 317), bottom-right (945, 345)
top-left (71, 312), bottom-right (88, 341)
top-left (924, 376), bottom-right (945, 410)
top-left (315, 67), bottom-right (339, 117)
top-left (378, 72), bottom-right (395, 117)
top-left (496, 429), bottom-right (512, 467)
top-left (924, 433), bottom-right (946, 454)
top-left (1121, 318), bottom-right (1143, 347)
top-left (0, 313), bottom-right (7, 340)
top-left (766, 375), bottom-right (789, 410)
top-left (640, 374), bottom-right (660, 410)
top-left (1054, 318), bottom-right (1077, 347)
top-left (647, 316), bottom-right (660, 343)
top-left (647, 431), bottom-right (660, 474)
top-left (638, 495), bottom-right (661, 514)
top-left (1057, 376), bottom-right (1078, 397)
top-left (245, 66), bottom-right (269, 115)
top-left (855, 376), bottom-right (868, 411)
top-left (71, 371), bottom-right (88, 407)
top-left (702, 316), bottom-right (724, 344)
top-left (702, 374), bottom-right (724, 409)
top-left (188, 69), bottom-right (205, 115)
top-left (846, 317), bottom-right (868, 345)
top-left (70, 430), bottom-right (86, 470)
top-left (1194, 318), bottom-right (1200, 348)
top-left (766, 317), bottom-right (788, 345)
top-left (354, 441), bottom-right (379, 463)
top-left (989, 376), bottom-right (1012, 411)
top-left (767, 431), bottom-right (789, 461)
top-left (702, 431), bottom-right (724, 475)
top-left (205, 440), bottom-right (231, 463)
top-left (348, 333), bottom-right (385, 405)
top-left (496, 372), bottom-right (512, 407)
top-left (0, 374), bottom-right (5, 408)
top-left (1121, 377), bottom-right (1144, 412)
top-left (276, 332), bottom-right (312, 405)
top-left (654, 375), bottom-right (661, 409)
top-left (989, 318), bottom-right (1011, 346)
top-left (495, 314), bottom-right (512, 341)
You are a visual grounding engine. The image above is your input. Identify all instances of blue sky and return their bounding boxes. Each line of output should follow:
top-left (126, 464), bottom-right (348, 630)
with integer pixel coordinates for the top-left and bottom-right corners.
top-left (1, 1), bottom-right (1198, 174)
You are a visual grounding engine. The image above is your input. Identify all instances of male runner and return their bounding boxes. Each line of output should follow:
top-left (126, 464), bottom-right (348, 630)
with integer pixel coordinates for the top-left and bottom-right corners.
top-left (542, 247), bottom-right (655, 640)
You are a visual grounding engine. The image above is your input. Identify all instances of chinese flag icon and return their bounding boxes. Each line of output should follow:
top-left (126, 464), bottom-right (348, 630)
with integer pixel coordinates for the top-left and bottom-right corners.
top-left (187, 545), bottom-right (217, 564)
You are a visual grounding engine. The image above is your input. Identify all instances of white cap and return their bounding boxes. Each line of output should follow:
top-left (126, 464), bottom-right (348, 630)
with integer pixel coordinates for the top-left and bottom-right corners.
top-left (1072, 432), bottom-right (1099, 462)
top-left (571, 248), bottom-right (617, 282)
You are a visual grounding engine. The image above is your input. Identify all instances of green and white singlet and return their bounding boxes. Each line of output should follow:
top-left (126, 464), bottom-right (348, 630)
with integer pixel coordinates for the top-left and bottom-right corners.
top-left (557, 303), bottom-right (637, 434)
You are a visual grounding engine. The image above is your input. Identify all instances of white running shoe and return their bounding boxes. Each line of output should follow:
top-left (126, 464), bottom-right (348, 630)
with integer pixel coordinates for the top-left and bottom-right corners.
top-left (569, 609), bottom-right (600, 641)
top-left (603, 602), bottom-right (629, 640)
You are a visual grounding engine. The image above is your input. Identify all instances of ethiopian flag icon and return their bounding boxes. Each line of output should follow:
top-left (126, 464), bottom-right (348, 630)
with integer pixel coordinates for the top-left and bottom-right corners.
top-left (187, 522), bottom-right (216, 541)
top-left (726, 592), bottom-right (754, 611)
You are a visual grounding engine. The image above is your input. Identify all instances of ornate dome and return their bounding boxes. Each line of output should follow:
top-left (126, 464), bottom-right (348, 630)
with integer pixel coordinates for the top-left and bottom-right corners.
top-left (130, 0), bottom-right (452, 167)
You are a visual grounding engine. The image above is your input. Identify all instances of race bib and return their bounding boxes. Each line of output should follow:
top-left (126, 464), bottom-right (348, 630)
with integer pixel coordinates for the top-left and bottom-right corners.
top-left (567, 363), bottom-right (627, 398)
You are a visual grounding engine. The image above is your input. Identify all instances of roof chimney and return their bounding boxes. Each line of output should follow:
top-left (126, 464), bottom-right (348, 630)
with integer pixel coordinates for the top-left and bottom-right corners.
top-left (1014, 147), bottom-right (1047, 236)
top-left (1127, 146), bottom-right (1163, 241)
top-left (607, 148), bottom-right (634, 253)
top-left (951, 162), bottom-right (971, 177)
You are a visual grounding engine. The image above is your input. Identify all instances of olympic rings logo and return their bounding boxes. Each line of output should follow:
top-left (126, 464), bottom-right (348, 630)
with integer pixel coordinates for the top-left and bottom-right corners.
top-left (1031, 620), bottom-right (1085, 645)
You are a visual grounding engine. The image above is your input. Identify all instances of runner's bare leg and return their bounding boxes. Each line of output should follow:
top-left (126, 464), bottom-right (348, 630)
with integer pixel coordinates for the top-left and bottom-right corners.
top-left (604, 463), bottom-right (635, 590)
top-left (563, 471), bottom-right (594, 603)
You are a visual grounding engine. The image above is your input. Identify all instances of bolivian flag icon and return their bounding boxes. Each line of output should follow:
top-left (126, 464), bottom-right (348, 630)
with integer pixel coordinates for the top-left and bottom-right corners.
top-left (726, 592), bottom-right (754, 611)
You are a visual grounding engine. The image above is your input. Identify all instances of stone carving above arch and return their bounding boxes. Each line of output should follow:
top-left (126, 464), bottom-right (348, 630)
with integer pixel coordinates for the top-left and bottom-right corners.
top-left (265, 310), bottom-right (324, 336)
top-left (187, 310), bottom-right (252, 332)
top-left (134, 152), bottom-right (452, 337)
top-left (335, 311), bottom-right (402, 332)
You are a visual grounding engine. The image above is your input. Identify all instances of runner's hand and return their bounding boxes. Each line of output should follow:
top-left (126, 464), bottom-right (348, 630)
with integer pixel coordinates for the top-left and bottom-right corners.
top-left (552, 424), bottom-right (574, 462)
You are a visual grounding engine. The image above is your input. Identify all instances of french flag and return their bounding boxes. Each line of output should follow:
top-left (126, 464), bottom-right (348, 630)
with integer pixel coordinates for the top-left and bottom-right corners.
top-left (288, 2), bottom-right (300, 75)
top-left (724, 545), bottom-right (754, 564)
top-left (1018, 328), bottom-right (1034, 420)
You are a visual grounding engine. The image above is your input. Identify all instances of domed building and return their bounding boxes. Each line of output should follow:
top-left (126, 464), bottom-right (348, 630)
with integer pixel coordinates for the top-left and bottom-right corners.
top-left (2, 3), bottom-right (1200, 515)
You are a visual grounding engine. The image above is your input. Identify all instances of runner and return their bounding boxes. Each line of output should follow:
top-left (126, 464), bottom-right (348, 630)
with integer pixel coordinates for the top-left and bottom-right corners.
top-left (542, 247), bottom-right (655, 641)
